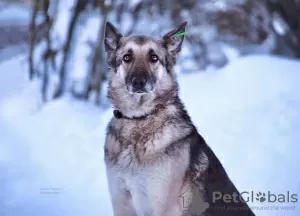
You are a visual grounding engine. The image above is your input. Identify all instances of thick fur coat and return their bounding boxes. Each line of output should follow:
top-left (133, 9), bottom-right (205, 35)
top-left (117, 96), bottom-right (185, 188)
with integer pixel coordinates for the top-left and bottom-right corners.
top-left (103, 21), bottom-right (255, 216)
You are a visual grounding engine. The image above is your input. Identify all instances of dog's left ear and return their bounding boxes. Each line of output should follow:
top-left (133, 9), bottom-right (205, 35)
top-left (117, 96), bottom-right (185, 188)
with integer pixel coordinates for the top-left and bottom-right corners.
top-left (163, 22), bottom-right (187, 56)
top-left (104, 22), bottom-right (123, 52)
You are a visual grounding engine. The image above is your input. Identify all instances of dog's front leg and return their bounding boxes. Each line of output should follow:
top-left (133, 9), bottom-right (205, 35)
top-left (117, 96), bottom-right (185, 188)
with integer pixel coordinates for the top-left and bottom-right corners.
top-left (129, 179), bottom-right (182, 216)
top-left (129, 157), bottom-right (188, 216)
top-left (106, 172), bottom-right (136, 216)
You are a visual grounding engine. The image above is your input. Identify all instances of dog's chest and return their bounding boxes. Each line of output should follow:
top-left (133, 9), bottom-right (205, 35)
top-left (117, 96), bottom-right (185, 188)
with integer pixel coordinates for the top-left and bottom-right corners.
top-left (105, 118), bottom-right (166, 169)
top-left (104, 114), bottom-right (192, 171)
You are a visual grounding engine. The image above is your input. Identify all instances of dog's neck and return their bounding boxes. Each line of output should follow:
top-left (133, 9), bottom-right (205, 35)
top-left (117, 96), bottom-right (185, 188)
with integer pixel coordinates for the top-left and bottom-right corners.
top-left (113, 104), bottom-right (164, 120)
top-left (109, 90), bottom-right (179, 119)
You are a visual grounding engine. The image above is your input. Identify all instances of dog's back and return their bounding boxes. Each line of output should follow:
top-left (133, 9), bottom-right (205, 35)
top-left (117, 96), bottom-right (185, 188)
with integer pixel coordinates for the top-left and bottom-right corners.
top-left (186, 130), bottom-right (254, 215)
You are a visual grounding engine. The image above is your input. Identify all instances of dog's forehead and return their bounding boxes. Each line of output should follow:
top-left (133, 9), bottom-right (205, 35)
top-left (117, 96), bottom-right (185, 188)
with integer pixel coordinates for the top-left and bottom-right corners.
top-left (120, 36), bottom-right (163, 53)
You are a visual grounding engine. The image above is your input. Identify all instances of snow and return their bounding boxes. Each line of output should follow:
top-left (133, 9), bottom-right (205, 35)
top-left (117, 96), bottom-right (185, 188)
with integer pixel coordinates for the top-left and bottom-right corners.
top-left (0, 0), bottom-right (299, 215)
top-left (70, 14), bottom-right (102, 95)
top-left (180, 56), bottom-right (300, 198)
top-left (0, 97), bottom-right (113, 216)
top-left (0, 2), bottom-right (44, 27)
top-left (272, 13), bottom-right (289, 36)
top-left (0, 2), bottom-right (45, 62)
top-left (0, 55), bottom-right (28, 103)
top-left (1, 54), bottom-right (300, 215)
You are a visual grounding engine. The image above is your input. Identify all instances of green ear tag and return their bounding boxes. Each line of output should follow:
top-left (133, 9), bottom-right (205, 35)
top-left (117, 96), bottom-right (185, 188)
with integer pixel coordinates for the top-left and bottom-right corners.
top-left (173, 32), bottom-right (187, 39)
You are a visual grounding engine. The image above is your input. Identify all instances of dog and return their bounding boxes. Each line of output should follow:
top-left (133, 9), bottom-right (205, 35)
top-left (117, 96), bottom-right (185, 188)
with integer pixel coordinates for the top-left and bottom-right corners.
top-left (103, 21), bottom-right (255, 216)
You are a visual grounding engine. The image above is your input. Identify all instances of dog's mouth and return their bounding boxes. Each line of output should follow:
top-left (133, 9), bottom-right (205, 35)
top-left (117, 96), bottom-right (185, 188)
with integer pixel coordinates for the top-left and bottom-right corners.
top-left (127, 86), bottom-right (152, 95)
top-left (134, 89), bottom-right (148, 94)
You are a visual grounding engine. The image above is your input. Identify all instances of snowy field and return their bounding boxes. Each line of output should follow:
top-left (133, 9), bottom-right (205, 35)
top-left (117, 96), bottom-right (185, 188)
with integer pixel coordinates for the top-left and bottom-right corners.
top-left (0, 53), bottom-right (300, 216)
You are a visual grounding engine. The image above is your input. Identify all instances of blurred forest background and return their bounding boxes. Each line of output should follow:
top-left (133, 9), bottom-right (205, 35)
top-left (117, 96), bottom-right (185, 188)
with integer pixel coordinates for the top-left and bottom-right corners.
top-left (0, 0), bottom-right (300, 104)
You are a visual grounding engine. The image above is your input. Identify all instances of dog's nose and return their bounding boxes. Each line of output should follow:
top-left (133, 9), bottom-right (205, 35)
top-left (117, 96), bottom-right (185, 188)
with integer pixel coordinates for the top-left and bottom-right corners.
top-left (132, 77), bottom-right (146, 90)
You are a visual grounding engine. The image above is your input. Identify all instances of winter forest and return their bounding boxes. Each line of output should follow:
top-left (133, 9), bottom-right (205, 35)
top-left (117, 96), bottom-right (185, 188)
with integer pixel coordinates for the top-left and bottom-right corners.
top-left (2, 0), bottom-right (300, 103)
top-left (0, 0), bottom-right (300, 216)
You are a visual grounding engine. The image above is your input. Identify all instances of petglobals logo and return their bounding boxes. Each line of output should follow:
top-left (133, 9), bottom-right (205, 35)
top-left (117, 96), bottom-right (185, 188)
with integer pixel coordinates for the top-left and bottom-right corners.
top-left (241, 191), bottom-right (298, 203)
top-left (213, 191), bottom-right (298, 204)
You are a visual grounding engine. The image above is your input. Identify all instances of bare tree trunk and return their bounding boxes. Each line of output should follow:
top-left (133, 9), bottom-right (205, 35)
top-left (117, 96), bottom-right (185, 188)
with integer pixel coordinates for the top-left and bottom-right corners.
top-left (41, 0), bottom-right (55, 102)
top-left (53, 0), bottom-right (87, 99)
top-left (127, 1), bottom-right (143, 35)
top-left (28, 0), bottom-right (39, 80)
top-left (83, 0), bottom-right (112, 104)
top-left (265, 0), bottom-right (300, 57)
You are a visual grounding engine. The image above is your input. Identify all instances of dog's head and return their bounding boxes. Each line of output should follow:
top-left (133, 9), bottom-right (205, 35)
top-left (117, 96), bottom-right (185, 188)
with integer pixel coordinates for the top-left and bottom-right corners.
top-left (104, 22), bottom-right (187, 117)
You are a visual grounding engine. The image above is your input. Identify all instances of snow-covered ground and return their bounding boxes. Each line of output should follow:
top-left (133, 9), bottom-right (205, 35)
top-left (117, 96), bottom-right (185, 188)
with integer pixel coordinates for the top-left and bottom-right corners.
top-left (0, 54), bottom-right (300, 216)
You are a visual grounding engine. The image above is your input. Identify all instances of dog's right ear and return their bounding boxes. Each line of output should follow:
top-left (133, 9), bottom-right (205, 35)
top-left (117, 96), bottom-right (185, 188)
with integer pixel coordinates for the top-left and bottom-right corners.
top-left (104, 22), bottom-right (123, 52)
top-left (163, 22), bottom-right (187, 56)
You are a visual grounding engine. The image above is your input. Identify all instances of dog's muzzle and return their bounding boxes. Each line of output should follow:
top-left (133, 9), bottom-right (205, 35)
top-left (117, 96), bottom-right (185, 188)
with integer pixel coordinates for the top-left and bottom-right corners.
top-left (131, 77), bottom-right (147, 93)
top-left (126, 74), bottom-right (155, 94)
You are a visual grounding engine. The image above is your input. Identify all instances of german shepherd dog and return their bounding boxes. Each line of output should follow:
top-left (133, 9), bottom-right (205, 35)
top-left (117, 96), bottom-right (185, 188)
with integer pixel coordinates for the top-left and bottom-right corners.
top-left (103, 21), bottom-right (255, 216)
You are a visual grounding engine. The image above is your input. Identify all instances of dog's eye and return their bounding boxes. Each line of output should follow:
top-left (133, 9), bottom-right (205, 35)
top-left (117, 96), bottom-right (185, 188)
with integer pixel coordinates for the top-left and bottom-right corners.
top-left (123, 54), bottom-right (132, 63)
top-left (151, 54), bottom-right (159, 63)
